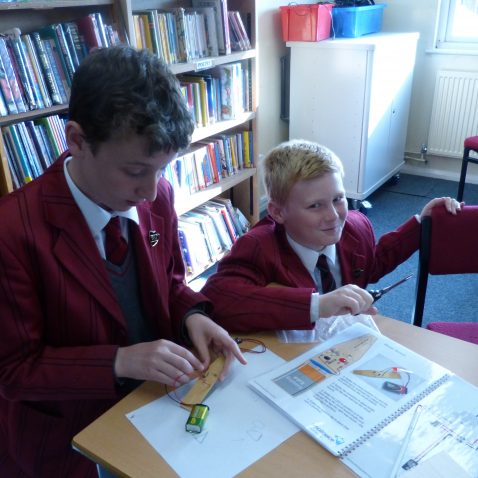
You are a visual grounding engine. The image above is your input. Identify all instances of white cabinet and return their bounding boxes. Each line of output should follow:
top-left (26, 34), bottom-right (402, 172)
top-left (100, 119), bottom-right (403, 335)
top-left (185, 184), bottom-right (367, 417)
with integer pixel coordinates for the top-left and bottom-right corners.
top-left (288, 33), bottom-right (419, 200)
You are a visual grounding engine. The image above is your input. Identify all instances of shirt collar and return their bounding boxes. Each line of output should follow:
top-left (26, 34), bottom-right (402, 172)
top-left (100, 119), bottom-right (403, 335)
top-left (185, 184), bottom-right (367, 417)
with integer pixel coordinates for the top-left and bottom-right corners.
top-left (286, 233), bottom-right (336, 277)
top-left (63, 156), bottom-right (140, 236)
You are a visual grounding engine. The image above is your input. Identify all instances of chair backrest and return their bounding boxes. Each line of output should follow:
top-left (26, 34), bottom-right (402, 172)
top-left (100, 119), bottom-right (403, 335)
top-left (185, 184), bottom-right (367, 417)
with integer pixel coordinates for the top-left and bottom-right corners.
top-left (412, 205), bottom-right (478, 327)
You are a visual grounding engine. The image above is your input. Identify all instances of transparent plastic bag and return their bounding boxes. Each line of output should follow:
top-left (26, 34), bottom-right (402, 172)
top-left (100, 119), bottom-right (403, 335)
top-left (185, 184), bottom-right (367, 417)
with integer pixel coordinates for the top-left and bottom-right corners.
top-left (276, 313), bottom-right (380, 344)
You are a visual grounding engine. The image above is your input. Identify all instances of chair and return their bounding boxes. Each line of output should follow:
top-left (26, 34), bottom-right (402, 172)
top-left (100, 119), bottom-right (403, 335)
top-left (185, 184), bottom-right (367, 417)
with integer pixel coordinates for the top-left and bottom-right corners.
top-left (412, 205), bottom-right (478, 327)
top-left (426, 322), bottom-right (478, 345)
top-left (457, 136), bottom-right (478, 202)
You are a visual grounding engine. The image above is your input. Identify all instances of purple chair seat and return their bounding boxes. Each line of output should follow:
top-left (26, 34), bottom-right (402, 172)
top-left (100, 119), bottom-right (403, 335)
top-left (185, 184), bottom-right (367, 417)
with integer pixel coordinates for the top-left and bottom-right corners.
top-left (427, 322), bottom-right (478, 345)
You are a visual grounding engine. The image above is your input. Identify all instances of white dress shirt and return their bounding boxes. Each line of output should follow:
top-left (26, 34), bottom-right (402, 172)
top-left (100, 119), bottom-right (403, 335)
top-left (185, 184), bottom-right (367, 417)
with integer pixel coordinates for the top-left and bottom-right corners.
top-left (63, 157), bottom-right (140, 260)
top-left (286, 234), bottom-right (343, 323)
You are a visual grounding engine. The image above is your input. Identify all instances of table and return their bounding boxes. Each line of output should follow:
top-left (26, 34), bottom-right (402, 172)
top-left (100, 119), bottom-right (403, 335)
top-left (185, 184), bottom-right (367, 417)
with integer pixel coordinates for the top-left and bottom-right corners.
top-left (73, 316), bottom-right (478, 477)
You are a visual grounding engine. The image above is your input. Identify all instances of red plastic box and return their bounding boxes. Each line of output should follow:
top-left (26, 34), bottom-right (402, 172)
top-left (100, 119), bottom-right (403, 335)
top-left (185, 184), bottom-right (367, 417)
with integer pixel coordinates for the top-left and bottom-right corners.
top-left (280, 4), bottom-right (333, 42)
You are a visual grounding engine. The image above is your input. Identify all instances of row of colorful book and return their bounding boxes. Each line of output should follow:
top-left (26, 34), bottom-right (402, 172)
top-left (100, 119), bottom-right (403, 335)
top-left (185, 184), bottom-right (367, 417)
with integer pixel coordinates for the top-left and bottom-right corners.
top-left (178, 197), bottom-right (250, 278)
top-left (2, 114), bottom-right (67, 189)
top-left (0, 13), bottom-right (121, 116)
top-left (133, 1), bottom-right (251, 65)
top-left (179, 61), bottom-right (248, 127)
top-left (163, 130), bottom-right (253, 200)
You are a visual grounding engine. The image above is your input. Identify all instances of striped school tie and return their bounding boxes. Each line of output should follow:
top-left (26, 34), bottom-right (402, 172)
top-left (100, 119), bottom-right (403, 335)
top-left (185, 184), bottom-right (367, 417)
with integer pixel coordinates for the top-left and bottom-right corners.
top-left (317, 254), bottom-right (337, 293)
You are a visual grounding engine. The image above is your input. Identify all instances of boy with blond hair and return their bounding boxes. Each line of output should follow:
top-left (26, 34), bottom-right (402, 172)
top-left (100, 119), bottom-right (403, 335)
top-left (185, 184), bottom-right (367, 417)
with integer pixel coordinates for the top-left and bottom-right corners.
top-left (202, 139), bottom-right (460, 332)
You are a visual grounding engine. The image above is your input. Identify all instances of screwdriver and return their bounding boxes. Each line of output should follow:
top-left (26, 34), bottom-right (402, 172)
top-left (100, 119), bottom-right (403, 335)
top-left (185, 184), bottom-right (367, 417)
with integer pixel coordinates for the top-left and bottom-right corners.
top-left (368, 274), bottom-right (413, 303)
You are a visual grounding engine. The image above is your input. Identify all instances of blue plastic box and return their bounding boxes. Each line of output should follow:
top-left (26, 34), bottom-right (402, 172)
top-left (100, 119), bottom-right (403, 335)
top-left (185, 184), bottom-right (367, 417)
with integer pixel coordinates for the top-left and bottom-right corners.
top-left (332, 4), bottom-right (386, 38)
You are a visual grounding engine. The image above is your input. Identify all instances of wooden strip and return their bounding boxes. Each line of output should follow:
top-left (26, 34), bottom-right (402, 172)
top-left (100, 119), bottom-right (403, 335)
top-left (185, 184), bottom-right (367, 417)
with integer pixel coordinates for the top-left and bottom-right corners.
top-left (180, 355), bottom-right (225, 410)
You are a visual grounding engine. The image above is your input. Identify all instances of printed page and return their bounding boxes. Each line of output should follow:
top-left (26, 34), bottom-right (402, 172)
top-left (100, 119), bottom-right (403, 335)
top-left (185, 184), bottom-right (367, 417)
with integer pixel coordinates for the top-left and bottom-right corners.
top-left (249, 323), bottom-right (449, 456)
top-left (342, 374), bottom-right (478, 478)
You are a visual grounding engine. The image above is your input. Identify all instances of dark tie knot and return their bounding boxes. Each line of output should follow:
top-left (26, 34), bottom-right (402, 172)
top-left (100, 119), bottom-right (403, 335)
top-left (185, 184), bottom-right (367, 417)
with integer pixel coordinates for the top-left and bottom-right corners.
top-left (104, 216), bottom-right (128, 266)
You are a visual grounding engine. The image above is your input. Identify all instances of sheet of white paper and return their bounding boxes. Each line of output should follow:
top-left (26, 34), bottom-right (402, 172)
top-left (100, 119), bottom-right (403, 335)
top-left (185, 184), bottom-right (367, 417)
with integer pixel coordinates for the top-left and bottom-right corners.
top-left (126, 349), bottom-right (299, 478)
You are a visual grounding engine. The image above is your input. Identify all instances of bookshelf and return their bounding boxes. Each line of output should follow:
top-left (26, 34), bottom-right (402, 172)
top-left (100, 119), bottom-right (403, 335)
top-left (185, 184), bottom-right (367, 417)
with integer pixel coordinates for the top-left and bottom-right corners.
top-left (0, 0), bottom-right (124, 195)
top-left (0, 0), bottom-right (258, 281)
top-left (123, 0), bottom-right (258, 223)
top-left (123, 0), bottom-right (259, 281)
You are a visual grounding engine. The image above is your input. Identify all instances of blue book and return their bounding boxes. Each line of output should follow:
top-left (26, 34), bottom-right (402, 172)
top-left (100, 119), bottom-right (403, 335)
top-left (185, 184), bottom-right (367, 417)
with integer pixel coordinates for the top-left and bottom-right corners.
top-left (17, 122), bottom-right (43, 178)
top-left (6, 125), bottom-right (33, 183)
top-left (178, 228), bottom-right (193, 275)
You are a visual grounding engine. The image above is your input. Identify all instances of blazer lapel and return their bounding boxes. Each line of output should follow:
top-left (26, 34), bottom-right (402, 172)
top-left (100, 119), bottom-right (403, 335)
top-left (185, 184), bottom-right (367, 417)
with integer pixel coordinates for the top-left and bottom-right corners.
top-left (133, 206), bottom-right (171, 338)
top-left (274, 223), bottom-right (317, 288)
top-left (338, 222), bottom-right (368, 286)
top-left (42, 157), bottom-right (125, 325)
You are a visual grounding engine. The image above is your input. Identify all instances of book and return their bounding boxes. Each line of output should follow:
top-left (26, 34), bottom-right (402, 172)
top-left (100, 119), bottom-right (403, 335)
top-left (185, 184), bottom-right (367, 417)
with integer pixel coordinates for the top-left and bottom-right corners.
top-left (40, 36), bottom-right (69, 103)
top-left (6, 35), bottom-right (39, 111)
top-left (63, 22), bottom-right (87, 66)
top-left (197, 202), bottom-right (232, 250)
top-left (4, 125), bottom-right (33, 183)
top-left (16, 121), bottom-right (43, 178)
top-left (218, 62), bottom-right (243, 120)
top-left (249, 322), bottom-right (478, 477)
top-left (0, 89), bottom-right (8, 116)
top-left (25, 120), bottom-right (50, 170)
top-left (228, 11), bottom-right (251, 51)
top-left (212, 196), bottom-right (244, 236)
top-left (0, 37), bottom-right (25, 113)
top-left (62, 23), bottom-right (80, 69)
top-left (178, 218), bottom-right (211, 273)
top-left (343, 371), bottom-right (478, 477)
top-left (22, 34), bottom-right (52, 108)
top-left (191, 0), bottom-right (230, 55)
top-left (76, 14), bottom-right (102, 51)
top-left (0, 46), bottom-right (18, 114)
top-left (93, 13), bottom-right (109, 48)
top-left (38, 24), bottom-right (75, 89)
top-left (169, 7), bottom-right (189, 63)
top-left (2, 129), bottom-right (21, 189)
top-left (190, 7), bottom-right (218, 57)
top-left (30, 32), bottom-right (63, 105)
top-left (208, 199), bottom-right (237, 242)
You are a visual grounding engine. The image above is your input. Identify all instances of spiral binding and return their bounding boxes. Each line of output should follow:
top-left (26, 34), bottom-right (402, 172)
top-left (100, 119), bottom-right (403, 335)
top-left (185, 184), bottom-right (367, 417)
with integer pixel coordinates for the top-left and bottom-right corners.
top-left (338, 373), bottom-right (451, 457)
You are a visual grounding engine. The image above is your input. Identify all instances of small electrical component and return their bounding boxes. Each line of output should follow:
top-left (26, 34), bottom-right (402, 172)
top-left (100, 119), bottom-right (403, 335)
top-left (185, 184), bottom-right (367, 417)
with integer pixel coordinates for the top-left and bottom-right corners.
top-left (185, 404), bottom-right (209, 433)
top-left (383, 381), bottom-right (408, 394)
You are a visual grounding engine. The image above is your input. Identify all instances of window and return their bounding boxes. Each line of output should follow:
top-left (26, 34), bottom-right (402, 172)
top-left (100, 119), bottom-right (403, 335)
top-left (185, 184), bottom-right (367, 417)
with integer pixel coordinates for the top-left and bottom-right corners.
top-left (435, 0), bottom-right (478, 51)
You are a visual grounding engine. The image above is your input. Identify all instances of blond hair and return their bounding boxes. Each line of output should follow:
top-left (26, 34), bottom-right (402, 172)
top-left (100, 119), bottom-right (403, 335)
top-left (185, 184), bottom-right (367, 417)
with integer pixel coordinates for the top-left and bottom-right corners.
top-left (263, 139), bottom-right (344, 205)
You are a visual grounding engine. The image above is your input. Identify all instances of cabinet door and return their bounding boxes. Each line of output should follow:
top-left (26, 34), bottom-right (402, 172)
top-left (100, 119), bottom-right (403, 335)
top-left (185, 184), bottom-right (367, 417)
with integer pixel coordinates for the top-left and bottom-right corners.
top-left (289, 43), bottom-right (368, 196)
top-left (361, 37), bottom-right (417, 196)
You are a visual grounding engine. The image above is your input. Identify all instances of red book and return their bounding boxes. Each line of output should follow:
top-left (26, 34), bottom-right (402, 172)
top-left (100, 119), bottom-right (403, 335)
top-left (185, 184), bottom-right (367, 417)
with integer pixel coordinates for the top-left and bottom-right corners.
top-left (76, 14), bottom-right (102, 52)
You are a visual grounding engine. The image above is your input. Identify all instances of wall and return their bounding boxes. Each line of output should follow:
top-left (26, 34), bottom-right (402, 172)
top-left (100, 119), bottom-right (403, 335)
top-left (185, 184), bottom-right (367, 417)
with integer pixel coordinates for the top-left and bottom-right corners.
top-left (377, 0), bottom-right (478, 183)
top-left (255, 0), bottom-right (478, 208)
top-left (255, 0), bottom-right (316, 209)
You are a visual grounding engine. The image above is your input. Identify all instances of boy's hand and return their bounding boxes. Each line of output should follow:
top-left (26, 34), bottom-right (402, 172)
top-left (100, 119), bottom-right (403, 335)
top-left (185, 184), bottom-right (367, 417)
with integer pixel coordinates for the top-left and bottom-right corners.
top-left (419, 197), bottom-right (462, 220)
top-left (185, 313), bottom-right (247, 380)
top-left (114, 339), bottom-right (205, 387)
top-left (319, 284), bottom-right (377, 318)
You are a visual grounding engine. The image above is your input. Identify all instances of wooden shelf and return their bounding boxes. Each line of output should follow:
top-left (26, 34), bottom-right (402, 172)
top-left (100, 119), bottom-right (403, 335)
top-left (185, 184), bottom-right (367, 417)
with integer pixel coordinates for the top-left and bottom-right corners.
top-left (0, 1), bottom-right (114, 11)
top-left (175, 167), bottom-right (256, 216)
top-left (191, 112), bottom-right (255, 143)
top-left (168, 49), bottom-right (256, 75)
top-left (0, 105), bottom-right (68, 127)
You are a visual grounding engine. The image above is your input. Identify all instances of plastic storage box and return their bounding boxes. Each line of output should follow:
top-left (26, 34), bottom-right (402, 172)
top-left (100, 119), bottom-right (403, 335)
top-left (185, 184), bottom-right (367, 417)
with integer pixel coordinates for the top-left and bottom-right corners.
top-left (332, 4), bottom-right (385, 38)
top-left (280, 4), bottom-right (333, 42)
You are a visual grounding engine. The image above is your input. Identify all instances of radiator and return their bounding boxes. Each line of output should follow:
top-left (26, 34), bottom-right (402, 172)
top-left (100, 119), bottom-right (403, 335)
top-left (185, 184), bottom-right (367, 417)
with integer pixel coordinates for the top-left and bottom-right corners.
top-left (428, 70), bottom-right (478, 158)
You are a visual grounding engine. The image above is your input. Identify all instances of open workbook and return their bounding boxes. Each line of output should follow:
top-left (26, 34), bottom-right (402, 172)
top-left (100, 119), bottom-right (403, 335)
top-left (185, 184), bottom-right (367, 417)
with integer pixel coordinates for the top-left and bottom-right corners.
top-left (249, 323), bottom-right (478, 477)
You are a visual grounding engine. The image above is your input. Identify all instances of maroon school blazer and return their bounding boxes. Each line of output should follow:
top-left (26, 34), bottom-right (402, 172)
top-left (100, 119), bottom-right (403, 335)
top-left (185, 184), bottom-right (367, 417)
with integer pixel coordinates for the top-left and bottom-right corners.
top-left (0, 154), bottom-right (208, 477)
top-left (202, 212), bottom-right (420, 332)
